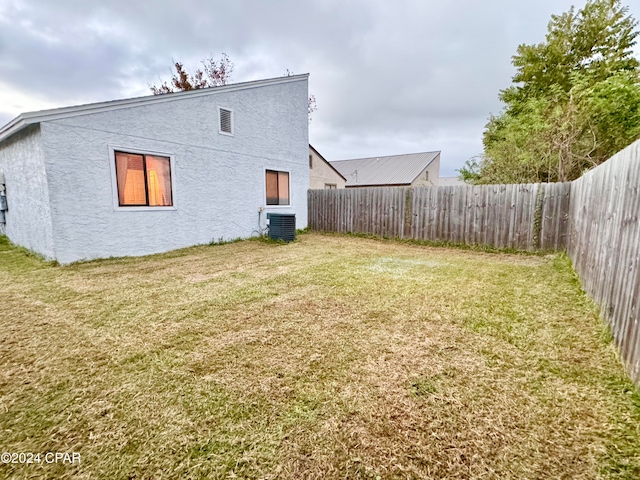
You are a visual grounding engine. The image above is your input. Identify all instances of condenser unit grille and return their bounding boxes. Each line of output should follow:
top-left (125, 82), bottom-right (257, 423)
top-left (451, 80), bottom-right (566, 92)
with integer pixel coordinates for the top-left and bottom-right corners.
top-left (267, 213), bottom-right (296, 242)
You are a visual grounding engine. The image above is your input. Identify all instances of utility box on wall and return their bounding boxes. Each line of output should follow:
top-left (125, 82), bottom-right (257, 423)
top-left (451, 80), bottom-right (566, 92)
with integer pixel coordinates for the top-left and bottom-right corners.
top-left (267, 213), bottom-right (296, 242)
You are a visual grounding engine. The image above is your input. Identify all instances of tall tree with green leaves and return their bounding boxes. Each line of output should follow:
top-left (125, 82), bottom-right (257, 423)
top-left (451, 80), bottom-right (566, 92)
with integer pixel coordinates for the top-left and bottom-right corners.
top-left (461, 0), bottom-right (640, 184)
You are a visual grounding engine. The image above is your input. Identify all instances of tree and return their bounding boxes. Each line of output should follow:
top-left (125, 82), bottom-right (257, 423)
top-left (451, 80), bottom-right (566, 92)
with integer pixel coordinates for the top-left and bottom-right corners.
top-left (463, 0), bottom-right (640, 184)
top-left (150, 54), bottom-right (234, 94)
top-left (151, 57), bottom-right (318, 122)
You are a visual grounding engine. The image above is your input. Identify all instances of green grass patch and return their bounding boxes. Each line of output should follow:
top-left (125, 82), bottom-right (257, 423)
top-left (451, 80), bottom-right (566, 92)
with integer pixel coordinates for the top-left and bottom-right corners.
top-left (0, 232), bottom-right (638, 479)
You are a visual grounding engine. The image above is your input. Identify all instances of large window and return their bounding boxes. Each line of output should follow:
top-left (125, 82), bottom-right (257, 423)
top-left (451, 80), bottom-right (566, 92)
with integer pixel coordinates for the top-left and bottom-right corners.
top-left (115, 151), bottom-right (173, 207)
top-left (265, 170), bottom-right (290, 205)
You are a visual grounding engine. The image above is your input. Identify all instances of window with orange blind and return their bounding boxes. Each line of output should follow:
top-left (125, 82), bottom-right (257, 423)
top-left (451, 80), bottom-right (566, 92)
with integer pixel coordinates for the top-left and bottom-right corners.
top-left (265, 170), bottom-right (290, 205)
top-left (115, 151), bottom-right (173, 207)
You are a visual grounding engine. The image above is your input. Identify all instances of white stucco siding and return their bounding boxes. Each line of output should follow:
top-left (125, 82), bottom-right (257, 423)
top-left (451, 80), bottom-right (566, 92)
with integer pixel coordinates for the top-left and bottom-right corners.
top-left (39, 78), bottom-right (308, 263)
top-left (50, 79), bottom-right (308, 164)
top-left (0, 125), bottom-right (55, 259)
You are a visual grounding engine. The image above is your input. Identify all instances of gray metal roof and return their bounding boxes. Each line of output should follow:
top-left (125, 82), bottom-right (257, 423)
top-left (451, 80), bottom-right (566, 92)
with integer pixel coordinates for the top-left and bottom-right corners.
top-left (330, 151), bottom-right (440, 187)
top-left (0, 74), bottom-right (309, 144)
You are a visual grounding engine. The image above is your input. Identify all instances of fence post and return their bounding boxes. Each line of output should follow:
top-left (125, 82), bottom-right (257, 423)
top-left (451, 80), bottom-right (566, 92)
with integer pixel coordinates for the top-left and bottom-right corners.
top-left (533, 183), bottom-right (545, 250)
top-left (403, 188), bottom-right (413, 239)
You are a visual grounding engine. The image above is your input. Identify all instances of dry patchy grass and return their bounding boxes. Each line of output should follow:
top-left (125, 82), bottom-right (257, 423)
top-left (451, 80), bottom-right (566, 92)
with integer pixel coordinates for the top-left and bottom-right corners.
top-left (0, 233), bottom-right (638, 479)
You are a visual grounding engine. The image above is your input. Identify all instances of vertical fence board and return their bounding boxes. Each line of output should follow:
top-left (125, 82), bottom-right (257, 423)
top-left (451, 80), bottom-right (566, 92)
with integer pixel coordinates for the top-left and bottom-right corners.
top-left (567, 140), bottom-right (640, 384)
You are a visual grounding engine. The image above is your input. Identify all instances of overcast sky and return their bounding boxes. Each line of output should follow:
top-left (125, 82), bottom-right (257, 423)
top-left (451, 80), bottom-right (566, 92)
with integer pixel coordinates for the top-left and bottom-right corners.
top-left (1, 0), bottom-right (640, 176)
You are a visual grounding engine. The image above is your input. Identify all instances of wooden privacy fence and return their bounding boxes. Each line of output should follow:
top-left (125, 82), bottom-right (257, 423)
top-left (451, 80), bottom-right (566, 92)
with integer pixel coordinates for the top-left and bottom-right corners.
top-left (308, 141), bottom-right (640, 383)
top-left (568, 141), bottom-right (640, 383)
top-left (308, 182), bottom-right (571, 251)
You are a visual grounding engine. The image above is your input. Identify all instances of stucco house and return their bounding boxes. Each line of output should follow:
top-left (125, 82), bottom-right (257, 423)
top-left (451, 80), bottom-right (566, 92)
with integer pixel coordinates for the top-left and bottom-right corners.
top-left (330, 151), bottom-right (440, 188)
top-left (308, 144), bottom-right (346, 189)
top-left (0, 75), bottom-right (309, 264)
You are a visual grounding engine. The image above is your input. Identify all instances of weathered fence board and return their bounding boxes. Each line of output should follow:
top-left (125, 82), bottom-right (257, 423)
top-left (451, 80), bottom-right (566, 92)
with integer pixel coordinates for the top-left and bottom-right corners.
top-left (309, 183), bottom-right (571, 251)
top-left (568, 141), bottom-right (640, 383)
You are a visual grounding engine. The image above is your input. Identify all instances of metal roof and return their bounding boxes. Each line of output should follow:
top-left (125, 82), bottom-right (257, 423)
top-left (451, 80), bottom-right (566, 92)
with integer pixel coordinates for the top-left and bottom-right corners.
top-left (330, 151), bottom-right (440, 187)
top-left (0, 74), bottom-right (309, 144)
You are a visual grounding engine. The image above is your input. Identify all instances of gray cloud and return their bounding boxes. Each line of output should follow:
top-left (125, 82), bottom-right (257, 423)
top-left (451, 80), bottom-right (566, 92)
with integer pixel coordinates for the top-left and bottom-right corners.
top-left (1, 0), bottom-right (637, 175)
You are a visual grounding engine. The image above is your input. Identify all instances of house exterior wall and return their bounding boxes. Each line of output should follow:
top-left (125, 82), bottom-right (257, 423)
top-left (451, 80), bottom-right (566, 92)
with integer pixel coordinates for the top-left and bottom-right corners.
top-left (410, 154), bottom-right (440, 187)
top-left (309, 149), bottom-right (346, 189)
top-left (0, 125), bottom-right (56, 259)
top-left (36, 78), bottom-right (308, 263)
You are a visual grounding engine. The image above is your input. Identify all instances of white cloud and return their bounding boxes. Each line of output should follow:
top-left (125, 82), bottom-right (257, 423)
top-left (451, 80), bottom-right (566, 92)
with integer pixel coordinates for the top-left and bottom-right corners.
top-left (1, 0), bottom-right (637, 174)
top-left (0, 83), bottom-right (60, 119)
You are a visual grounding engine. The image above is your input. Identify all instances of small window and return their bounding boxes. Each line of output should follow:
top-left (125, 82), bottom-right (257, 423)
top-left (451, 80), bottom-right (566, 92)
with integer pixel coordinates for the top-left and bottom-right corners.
top-left (324, 183), bottom-right (337, 189)
top-left (219, 107), bottom-right (233, 135)
top-left (309, 154), bottom-right (313, 169)
top-left (266, 170), bottom-right (290, 205)
top-left (425, 170), bottom-right (429, 181)
top-left (115, 151), bottom-right (173, 206)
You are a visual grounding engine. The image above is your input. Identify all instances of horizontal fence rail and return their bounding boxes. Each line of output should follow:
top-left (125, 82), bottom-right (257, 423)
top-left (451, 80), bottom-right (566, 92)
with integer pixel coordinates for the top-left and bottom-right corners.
top-left (308, 141), bottom-right (640, 384)
top-left (308, 183), bottom-right (571, 251)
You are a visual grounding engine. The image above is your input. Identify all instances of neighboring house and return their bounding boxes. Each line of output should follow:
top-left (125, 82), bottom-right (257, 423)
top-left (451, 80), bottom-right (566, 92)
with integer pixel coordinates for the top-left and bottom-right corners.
top-left (0, 75), bottom-right (309, 264)
top-left (330, 151), bottom-right (440, 188)
top-left (438, 176), bottom-right (466, 186)
top-left (308, 144), bottom-right (346, 189)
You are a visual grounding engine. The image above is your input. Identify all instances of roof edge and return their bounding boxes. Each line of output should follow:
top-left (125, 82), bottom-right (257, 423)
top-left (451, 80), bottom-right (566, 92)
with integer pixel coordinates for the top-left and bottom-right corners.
top-left (309, 144), bottom-right (347, 181)
top-left (330, 150), bottom-right (441, 164)
top-left (0, 74), bottom-right (309, 144)
top-left (346, 183), bottom-right (412, 188)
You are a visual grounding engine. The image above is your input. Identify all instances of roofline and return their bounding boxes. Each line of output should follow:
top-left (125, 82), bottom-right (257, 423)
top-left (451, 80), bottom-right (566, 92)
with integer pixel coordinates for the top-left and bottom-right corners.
top-left (331, 150), bottom-right (441, 164)
top-left (346, 183), bottom-right (411, 188)
top-left (0, 74), bottom-right (309, 143)
top-left (331, 151), bottom-right (440, 186)
top-left (309, 144), bottom-right (347, 181)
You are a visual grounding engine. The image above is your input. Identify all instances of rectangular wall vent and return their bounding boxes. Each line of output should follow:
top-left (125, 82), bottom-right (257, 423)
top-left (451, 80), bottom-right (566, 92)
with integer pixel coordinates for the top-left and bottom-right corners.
top-left (219, 108), bottom-right (233, 135)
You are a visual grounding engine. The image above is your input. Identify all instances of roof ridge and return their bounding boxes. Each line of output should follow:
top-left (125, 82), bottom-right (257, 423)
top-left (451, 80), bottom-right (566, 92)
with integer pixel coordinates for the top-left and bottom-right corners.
top-left (0, 74), bottom-right (309, 143)
top-left (331, 150), bottom-right (440, 163)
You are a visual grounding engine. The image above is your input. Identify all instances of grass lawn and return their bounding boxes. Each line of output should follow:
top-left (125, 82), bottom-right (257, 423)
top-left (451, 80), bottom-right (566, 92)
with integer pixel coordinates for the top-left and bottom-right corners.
top-left (0, 233), bottom-right (639, 479)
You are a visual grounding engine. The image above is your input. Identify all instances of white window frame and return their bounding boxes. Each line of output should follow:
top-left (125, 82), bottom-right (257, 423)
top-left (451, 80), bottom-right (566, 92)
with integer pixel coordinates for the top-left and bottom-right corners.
top-left (263, 167), bottom-right (292, 208)
top-left (218, 106), bottom-right (234, 136)
top-left (109, 145), bottom-right (177, 211)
